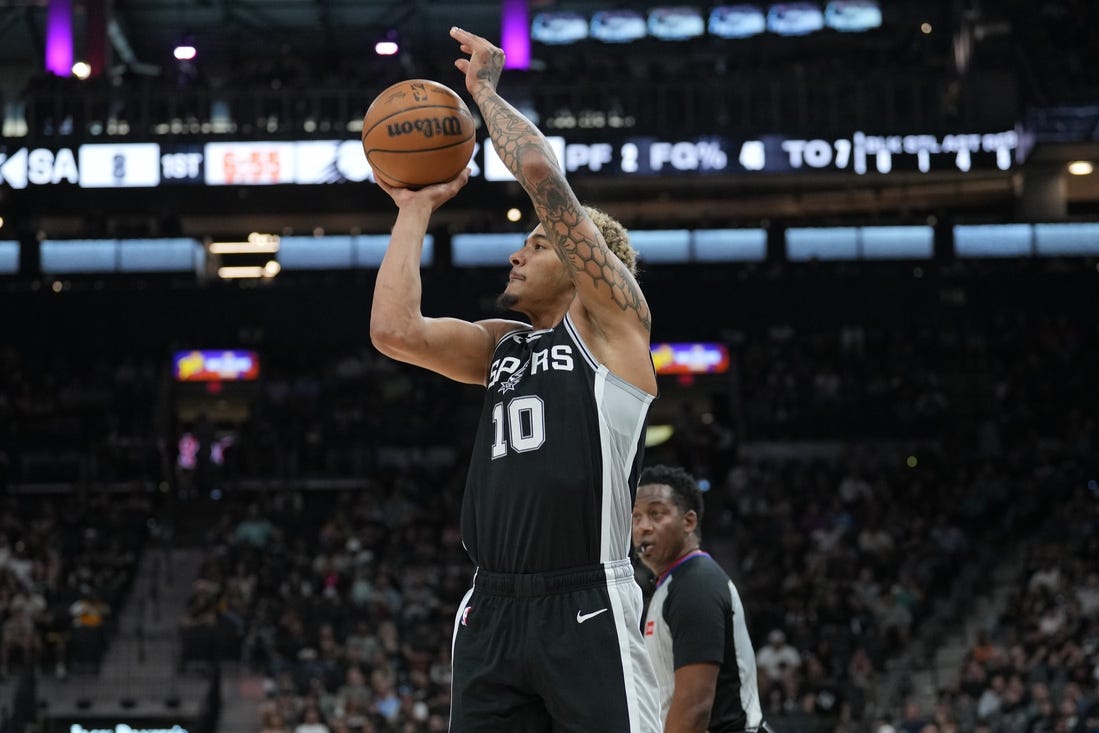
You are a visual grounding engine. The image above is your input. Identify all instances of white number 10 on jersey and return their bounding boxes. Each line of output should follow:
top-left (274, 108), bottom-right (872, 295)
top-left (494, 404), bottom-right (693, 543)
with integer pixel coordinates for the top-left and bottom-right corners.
top-left (491, 396), bottom-right (547, 458)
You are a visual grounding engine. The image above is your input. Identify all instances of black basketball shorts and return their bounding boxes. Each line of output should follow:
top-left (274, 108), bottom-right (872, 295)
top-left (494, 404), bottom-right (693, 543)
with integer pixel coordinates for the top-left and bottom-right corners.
top-left (450, 559), bottom-right (662, 732)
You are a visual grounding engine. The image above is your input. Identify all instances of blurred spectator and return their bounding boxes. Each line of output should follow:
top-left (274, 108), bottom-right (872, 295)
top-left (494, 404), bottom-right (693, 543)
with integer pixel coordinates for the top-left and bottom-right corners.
top-left (0, 597), bottom-right (41, 677)
top-left (294, 707), bottom-right (329, 733)
top-left (876, 586), bottom-right (915, 648)
top-left (757, 629), bottom-right (802, 698)
top-left (237, 504), bottom-right (277, 549)
top-left (69, 588), bottom-right (110, 628)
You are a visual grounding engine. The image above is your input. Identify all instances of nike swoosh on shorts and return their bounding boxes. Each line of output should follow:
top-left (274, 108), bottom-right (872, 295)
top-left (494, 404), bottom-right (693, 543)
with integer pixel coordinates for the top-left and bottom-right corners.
top-left (576, 608), bottom-right (609, 623)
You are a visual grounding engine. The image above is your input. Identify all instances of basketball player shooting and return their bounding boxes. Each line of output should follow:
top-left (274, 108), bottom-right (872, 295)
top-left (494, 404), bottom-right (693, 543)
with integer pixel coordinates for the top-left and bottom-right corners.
top-left (369, 25), bottom-right (662, 733)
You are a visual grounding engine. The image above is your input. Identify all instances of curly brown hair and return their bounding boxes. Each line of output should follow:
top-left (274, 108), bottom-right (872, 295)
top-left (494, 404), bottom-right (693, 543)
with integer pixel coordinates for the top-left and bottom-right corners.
top-left (583, 206), bottom-right (638, 277)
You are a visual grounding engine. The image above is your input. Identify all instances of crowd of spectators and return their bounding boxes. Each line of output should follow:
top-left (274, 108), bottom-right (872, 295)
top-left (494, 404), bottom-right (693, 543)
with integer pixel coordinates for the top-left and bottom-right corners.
top-left (685, 305), bottom-right (1095, 732)
top-left (0, 490), bottom-right (149, 680)
top-left (0, 343), bottom-right (472, 492)
top-left (185, 456), bottom-right (958, 732)
top-left (153, 292), bottom-right (1094, 733)
top-left (3, 258), bottom-right (1095, 732)
top-left (0, 346), bottom-right (157, 673)
top-left (0, 346), bottom-right (168, 488)
top-left (179, 477), bottom-right (466, 733)
top-left (731, 309), bottom-right (1093, 444)
top-left (177, 439), bottom-right (1090, 732)
top-left (216, 348), bottom-right (473, 483)
top-left (910, 464), bottom-right (1099, 733)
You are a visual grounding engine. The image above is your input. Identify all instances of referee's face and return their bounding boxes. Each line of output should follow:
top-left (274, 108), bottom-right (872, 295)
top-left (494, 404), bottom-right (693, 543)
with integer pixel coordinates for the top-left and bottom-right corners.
top-left (632, 483), bottom-right (697, 576)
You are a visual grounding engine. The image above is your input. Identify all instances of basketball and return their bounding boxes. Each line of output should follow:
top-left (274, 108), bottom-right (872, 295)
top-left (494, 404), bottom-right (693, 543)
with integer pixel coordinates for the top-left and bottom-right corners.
top-left (361, 79), bottom-right (477, 188)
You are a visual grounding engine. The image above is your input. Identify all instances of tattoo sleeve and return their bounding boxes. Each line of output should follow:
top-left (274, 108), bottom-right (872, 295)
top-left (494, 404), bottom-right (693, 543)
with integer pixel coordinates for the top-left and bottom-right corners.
top-left (472, 80), bottom-right (651, 332)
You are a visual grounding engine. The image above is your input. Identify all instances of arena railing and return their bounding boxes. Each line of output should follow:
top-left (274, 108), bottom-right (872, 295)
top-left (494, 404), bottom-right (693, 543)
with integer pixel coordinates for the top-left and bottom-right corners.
top-left (11, 71), bottom-right (1014, 142)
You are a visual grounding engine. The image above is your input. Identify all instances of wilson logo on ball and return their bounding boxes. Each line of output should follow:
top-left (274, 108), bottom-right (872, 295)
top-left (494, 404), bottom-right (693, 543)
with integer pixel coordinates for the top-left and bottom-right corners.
top-left (386, 116), bottom-right (466, 139)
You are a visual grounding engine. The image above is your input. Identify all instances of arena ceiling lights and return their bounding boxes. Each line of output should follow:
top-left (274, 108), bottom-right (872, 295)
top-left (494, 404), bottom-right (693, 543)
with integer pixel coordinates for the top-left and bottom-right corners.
top-left (530, 1), bottom-right (882, 44)
top-left (207, 233), bottom-right (280, 255)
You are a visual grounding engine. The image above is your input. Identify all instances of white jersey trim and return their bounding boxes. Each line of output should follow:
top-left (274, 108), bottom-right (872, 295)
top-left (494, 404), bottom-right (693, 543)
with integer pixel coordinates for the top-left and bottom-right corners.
top-left (729, 581), bottom-right (764, 727)
top-left (562, 313), bottom-right (599, 371)
top-left (595, 369), bottom-right (614, 562)
top-left (449, 583), bottom-right (476, 732)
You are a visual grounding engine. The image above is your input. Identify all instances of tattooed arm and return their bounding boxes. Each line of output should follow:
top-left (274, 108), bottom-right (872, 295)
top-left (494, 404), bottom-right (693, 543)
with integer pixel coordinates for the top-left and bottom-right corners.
top-left (450, 27), bottom-right (655, 392)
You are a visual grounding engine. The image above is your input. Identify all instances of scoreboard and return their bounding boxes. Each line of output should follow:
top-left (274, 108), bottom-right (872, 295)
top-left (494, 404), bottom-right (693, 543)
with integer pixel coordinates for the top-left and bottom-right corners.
top-left (0, 127), bottom-right (1022, 190)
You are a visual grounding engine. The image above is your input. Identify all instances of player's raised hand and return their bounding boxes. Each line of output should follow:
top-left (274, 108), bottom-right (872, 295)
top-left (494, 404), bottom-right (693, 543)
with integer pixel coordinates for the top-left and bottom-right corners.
top-left (450, 26), bottom-right (504, 99)
top-left (376, 168), bottom-right (470, 211)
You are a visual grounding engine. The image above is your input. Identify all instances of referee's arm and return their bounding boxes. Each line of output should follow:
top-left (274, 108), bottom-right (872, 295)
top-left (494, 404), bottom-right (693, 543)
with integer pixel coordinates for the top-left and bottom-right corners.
top-left (666, 662), bottom-right (719, 733)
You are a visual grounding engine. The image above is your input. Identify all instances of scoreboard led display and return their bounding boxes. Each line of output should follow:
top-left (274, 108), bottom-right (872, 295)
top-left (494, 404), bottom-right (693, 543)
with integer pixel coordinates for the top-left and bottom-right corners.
top-left (173, 350), bottom-right (260, 382)
top-left (651, 343), bottom-right (731, 375)
top-left (0, 128), bottom-right (1021, 190)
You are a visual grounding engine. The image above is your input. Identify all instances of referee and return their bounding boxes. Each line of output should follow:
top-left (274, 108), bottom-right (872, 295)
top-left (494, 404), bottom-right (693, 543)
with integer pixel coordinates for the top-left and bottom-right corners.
top-left (632, 465), bottom-right (769, 733)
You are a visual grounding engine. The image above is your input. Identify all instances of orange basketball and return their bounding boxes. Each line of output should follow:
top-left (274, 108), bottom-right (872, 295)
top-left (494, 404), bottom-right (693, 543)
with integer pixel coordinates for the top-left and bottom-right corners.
top-left (361, 79), bottom-right (476, 188)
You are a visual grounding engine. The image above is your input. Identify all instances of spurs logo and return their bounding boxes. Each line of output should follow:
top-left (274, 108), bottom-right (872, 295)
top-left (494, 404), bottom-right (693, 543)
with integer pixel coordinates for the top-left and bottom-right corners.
top-left (498, 360), bottom-right (528, 394)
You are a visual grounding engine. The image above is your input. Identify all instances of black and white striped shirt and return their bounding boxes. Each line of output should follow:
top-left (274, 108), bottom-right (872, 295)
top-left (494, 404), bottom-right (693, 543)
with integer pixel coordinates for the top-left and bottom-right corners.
top-left (643, 551), bottom-right (763, 732)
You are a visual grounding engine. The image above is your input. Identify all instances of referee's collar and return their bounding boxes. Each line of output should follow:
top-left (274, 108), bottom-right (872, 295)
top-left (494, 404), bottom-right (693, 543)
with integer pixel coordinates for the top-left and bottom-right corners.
top-left (655, 549), bottom-right (709, 588)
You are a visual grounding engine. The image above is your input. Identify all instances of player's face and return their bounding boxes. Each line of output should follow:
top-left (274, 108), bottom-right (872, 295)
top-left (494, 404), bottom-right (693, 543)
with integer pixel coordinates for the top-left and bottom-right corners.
top-left (632, 483), bottom-right (696, 575)
top-left (498, 225), bottom-right (572, 311)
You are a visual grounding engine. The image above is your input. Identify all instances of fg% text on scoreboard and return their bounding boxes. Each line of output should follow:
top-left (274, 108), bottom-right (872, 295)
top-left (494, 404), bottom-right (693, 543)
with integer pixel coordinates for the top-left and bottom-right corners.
top-left (564, 138), bottom-right (730, 175)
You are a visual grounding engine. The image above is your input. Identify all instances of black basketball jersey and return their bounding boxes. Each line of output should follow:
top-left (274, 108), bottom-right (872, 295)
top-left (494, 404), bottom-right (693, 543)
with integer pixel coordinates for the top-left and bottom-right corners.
top-left (461, 314), bottom-right (654, 573)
